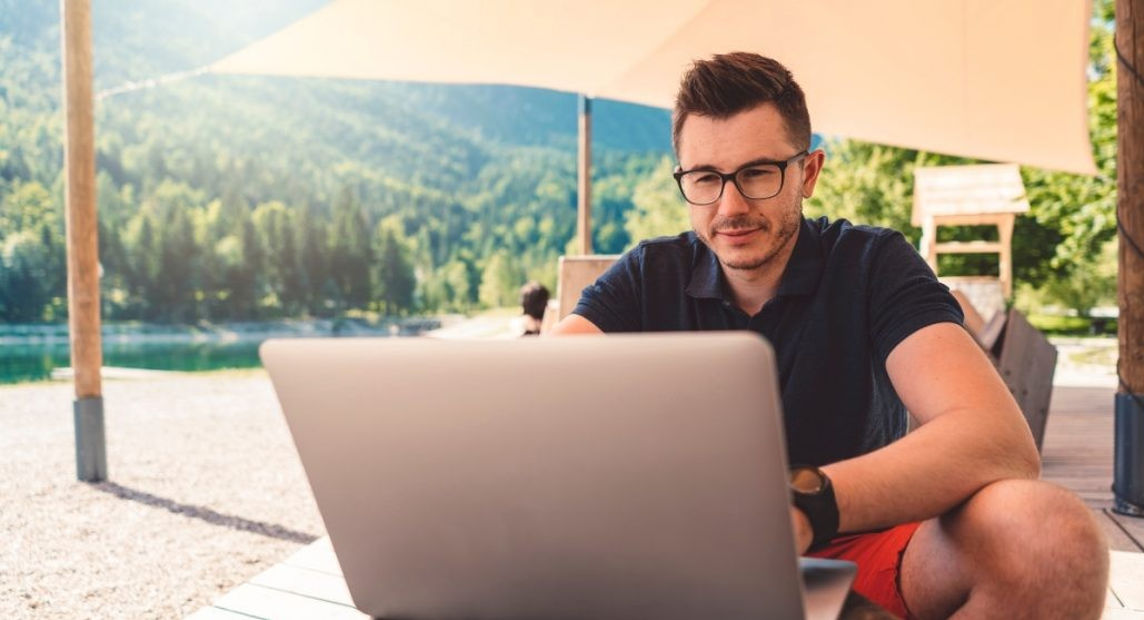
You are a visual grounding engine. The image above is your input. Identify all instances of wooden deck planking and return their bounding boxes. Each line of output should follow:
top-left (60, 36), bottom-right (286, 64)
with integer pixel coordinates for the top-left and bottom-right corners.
top-left (1110, 551), bottom-right (1144, 611)
top-left (1040, 386), bottom-right (1144, 618)
top-left (1109, 587), bottom-right (1127, 612)
top-left (211, 582), bottom-right (367, 620)
top-left (187, 538), bottom-right (365, 620)
top-left (248, 564), bottom-right (356, 607)
top-left (1101, 510), bottom-right (1144, 553)
top-left (1040, 386), bottom-right (1144, 552)
top-left (1114, 513), bottom-right (1144, 551)
top-left (280, 536), bottom-right (342, 576)
top-left (184, 607), bottom-right (257, 620)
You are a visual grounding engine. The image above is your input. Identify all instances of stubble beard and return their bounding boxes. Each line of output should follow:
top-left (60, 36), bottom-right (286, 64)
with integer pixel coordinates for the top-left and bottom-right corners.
top-left (697, 202), bottom-right (802, 272)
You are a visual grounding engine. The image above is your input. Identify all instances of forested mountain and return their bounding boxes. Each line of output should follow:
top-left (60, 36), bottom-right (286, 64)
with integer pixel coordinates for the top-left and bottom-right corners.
top-left (0, 0), bottom-right (1120, 323)
top-left (0, 0), bottom-right (675, 322)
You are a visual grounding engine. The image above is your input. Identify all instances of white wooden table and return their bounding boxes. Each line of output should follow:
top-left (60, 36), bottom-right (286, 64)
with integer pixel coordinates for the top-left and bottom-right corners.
top-left (187, 535), bottom-right (1144, 619)
top-left (187, 537), bottom-right (367, 619)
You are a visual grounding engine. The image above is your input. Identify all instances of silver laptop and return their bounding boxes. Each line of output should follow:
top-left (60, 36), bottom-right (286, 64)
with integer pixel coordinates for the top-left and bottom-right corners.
top-left (261, 332), bottom-right (856, 619)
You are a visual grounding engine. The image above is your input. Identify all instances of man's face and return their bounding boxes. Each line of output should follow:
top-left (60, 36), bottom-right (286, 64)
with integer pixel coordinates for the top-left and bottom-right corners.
top-left (677, 103), bottom-right (823, 274)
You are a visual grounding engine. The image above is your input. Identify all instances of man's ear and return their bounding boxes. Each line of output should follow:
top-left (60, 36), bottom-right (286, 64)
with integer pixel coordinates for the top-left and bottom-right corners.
top-left (801, 149), bottom-right (826, 198)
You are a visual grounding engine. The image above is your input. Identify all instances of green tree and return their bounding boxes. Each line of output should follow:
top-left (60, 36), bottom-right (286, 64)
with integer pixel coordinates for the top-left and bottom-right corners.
top-left (122, 208), bottom-right (161, 319)
top-left (0, 180), bottom-right (57, 235)
top-left (478, 250), bottom-right (523, 309)
top-left (252, 200), bottom-right (299, 314)
top-left (0, 230), bottom-right (53, 321)
top-left (96, 174), bottom-right (134, 314)
top-left (441, 259), bottom-right (475, 311)
top-left (207, 205), bottom-right (261, 320)
top-left (155, 205), bottom-right (199, 321)
top-left (373, 217), bottom-right (416, 315)
top-left (1020, 237), bottom-right (1118, 317)
top-left (237, 217), bottom-right (265, 318)
top-left (328, 187), bottom-right (373, 310)
top-left (624, 156), bottom-right (689, 246)
top-left (805, 142), bottom-right (922, 241)
top-left (295, 202), bottom-right (330, 316)
top-left (277, 220), bottom-right (305, 315)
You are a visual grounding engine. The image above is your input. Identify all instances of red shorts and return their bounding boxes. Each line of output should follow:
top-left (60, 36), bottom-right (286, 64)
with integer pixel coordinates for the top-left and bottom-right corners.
top-left (807, 522), bottom-right (921, 619)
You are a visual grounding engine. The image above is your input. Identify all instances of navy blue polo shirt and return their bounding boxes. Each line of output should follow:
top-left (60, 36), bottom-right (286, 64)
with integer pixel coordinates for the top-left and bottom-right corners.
top-left (572, 216), bottom-right (963, 466)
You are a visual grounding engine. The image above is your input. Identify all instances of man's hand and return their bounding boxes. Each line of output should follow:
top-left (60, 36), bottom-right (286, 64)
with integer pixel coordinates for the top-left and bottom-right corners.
top-left (546, 314), bottom-right (603, 335)
top-left (790, 506), bottom-right (813, 555)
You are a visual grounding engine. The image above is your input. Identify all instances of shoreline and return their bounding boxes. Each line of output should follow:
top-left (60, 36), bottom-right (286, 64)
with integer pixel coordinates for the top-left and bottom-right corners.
top-left (0, 313), bottom-right (522, 387)
top-left (0, 365), bottom-right (271, 390)
top-left (0, 315), bottom-right (460, 346)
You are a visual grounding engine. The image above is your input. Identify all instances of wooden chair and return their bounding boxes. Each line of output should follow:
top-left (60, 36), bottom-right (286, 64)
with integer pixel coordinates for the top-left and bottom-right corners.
top-left (950, 289), bottom-right (1006, 353)
top-left (540, 255), bottom-right (620, 331)
top-left (951, 290), bottom-right (986, 339)
top-left (993, 309), bottom-right (1058, 453)
top-left (914, 164), bottom-right (1029, 299)
top-left (949, 292), bottom-right (1057, 452)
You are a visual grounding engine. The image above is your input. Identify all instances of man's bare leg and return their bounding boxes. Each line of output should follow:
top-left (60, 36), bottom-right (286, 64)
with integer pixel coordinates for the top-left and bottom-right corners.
top-left (899, 479), bottom-right (1109, 619)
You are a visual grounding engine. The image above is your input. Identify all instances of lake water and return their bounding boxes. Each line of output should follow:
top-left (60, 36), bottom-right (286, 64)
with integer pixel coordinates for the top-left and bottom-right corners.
top-left (0, 340), bottom-right (266, 385)
top-left (0, 318), bottom-right (448, 385)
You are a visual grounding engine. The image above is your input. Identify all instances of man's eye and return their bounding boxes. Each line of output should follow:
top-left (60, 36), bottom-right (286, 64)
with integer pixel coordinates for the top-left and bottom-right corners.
top-left (740, 166), bottom-right (776, 179)
top-left (692, 173), bottom-right (720, 185)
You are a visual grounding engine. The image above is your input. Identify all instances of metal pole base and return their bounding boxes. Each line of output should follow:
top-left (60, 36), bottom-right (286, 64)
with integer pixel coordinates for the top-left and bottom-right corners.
top-left (75, 396), bottom-right (106, 482)
top-left (1114, 393), bottom-right (1144, 517)
top-left (1114, 497), bottom-right (1144, 517)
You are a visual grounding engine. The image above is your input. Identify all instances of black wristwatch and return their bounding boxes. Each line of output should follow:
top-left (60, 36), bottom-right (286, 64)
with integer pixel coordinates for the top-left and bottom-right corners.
top-left (789, 465), bottom-right (840, 550)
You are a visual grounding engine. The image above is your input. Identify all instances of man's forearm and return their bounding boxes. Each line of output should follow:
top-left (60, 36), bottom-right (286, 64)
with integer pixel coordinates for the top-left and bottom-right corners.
top-left (822, 407), bottom-right (1040, 534)
top-left (818, 322), bottom-right (1042, 534)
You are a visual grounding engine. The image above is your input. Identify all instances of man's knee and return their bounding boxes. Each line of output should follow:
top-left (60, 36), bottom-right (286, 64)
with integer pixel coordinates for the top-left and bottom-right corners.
top-left (952, 480), bottom-right (1105, 551)
top-left (948, 479), bottom-right (1109, 602)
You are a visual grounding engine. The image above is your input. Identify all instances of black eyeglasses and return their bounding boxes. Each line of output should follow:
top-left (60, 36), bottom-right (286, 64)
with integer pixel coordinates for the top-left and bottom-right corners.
top-left (673, 151), bottom-right (809, 205)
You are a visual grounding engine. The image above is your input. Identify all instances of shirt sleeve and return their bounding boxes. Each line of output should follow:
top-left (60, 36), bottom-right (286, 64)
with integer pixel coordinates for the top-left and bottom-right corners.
top-left (571, 247), bottom-right (644, 333)
top-left (867, 231), bottom-right (965, 362)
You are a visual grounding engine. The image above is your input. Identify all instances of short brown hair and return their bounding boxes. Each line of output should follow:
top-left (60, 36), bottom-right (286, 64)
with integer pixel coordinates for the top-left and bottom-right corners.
top-left (672, 52), bottom-right (811, 155)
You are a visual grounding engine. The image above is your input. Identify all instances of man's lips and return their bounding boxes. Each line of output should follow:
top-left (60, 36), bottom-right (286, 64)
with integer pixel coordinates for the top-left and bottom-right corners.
top-left (715, 227), bottom-right (763, 238)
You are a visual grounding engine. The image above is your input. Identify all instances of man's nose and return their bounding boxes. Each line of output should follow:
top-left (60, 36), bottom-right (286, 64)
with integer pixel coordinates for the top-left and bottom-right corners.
top-left (717, 180), bottom-right (752, 217)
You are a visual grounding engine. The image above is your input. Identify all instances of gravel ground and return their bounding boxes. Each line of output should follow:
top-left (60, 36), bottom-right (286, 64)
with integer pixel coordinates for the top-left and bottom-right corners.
top-left (0, 371), bottom-right (325, 619)
top-left (1050, 336), bottom-right (1118, 388)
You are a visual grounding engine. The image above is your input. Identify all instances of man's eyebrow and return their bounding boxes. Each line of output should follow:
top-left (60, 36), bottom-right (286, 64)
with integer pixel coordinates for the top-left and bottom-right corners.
top-left (681, 155), bottom-right (788, 173)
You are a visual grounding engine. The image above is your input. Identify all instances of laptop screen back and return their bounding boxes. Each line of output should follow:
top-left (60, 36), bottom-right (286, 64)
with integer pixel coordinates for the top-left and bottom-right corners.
top-left (262, 332), bottom-right (805, 619)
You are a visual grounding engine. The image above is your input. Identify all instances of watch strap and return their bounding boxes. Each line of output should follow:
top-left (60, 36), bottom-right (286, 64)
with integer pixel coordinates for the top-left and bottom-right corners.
top-left (790, 466), bottom-right (840, 549)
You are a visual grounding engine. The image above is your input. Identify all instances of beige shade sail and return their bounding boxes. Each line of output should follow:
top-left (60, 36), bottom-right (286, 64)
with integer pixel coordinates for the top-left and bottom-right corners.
top-left (210, 0), bottom-right (1097, 175)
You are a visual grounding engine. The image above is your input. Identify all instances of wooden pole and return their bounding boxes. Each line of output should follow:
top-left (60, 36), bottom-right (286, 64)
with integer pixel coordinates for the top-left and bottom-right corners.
top-left (61, 0), bottom-right (106, 482)
top-left (577, 94), bottom-right (592, 255)
top-left (1115, 0), bottom-right (1144, 515)
top-left (1120, 0), bottom-right (1144, 389)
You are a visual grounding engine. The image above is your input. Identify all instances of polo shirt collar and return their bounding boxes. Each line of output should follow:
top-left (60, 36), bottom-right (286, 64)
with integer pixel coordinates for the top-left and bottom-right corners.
top-left (776, 217), bottom-right (825, 297)
top-left (683, 242), bottom-right (723, 300)
top-left (684, 217), bottom-right (824, 302)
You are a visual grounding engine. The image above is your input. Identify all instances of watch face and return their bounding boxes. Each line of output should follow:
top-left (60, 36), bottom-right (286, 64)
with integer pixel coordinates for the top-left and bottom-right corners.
top-left (790, 467), bottom-right (825, 494)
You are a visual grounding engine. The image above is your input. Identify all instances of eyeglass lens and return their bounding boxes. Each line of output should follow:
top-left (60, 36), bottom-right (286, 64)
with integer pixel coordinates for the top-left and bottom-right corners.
top-left (679, 164), bottom-right (784, 204)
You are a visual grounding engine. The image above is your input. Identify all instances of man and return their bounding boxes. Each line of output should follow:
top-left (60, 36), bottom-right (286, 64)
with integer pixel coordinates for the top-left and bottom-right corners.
top-left (551, 52), bottom-right (1108, 618)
